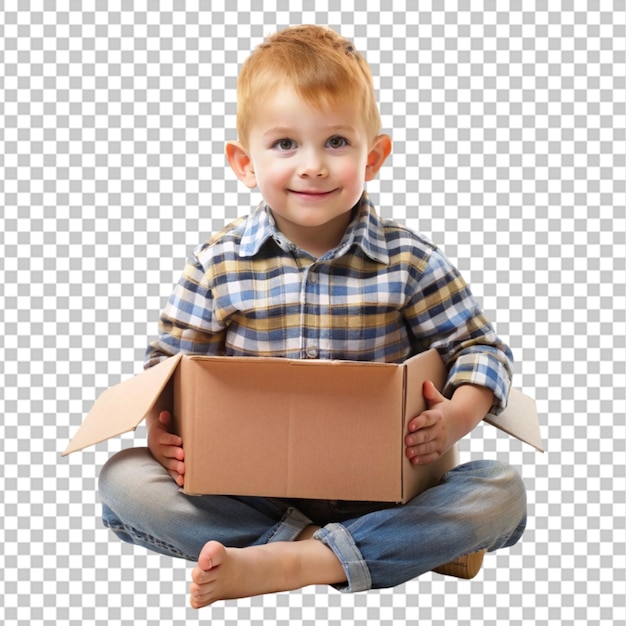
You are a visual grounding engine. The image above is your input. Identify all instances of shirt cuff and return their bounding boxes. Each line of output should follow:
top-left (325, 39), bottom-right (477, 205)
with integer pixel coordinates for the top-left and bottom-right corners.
top-left (443, 351), bottom-right (512, 414)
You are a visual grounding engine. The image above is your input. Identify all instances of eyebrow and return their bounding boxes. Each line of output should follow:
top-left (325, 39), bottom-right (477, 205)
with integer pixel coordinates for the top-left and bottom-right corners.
top-left (262, 124), bottom-right (358, 138)
top-left (262, 127), bottom-right (293, 138)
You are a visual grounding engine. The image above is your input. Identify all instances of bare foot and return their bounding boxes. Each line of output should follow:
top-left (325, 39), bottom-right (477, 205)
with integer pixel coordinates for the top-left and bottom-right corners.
top-left (189, 538), bottom-right (346, 608)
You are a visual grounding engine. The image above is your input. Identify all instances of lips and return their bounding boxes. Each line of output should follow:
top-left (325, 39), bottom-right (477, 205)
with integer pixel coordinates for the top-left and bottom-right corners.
top-left (288, 189), bottom-right (337, 197)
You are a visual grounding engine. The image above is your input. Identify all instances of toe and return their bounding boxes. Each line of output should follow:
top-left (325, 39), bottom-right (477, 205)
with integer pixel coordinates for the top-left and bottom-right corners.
top-left (197, 540), bottom-right (226, 572)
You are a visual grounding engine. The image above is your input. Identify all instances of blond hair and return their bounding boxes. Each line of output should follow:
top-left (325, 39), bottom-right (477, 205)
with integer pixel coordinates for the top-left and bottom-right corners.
top-left (235, 25), bottom-right (382, 146)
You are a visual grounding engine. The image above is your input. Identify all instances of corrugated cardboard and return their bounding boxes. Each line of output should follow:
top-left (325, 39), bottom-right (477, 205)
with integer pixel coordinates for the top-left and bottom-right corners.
top-left (63, 349), bottom-right (543, 502)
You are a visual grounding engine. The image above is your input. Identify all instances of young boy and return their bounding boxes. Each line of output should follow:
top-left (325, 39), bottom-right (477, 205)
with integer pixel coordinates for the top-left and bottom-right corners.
top-left (98, 25), bottom-right (526, 609)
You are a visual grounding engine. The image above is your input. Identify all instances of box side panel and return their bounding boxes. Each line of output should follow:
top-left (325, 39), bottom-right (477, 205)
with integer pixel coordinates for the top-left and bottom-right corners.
top-left (401, 349), bottom-right (449, 502)
top-left (176, 358), bottom-right (199, 490)
top-left (170, 360), bottom-right (185, 442)
top-left (403, 349), bottom-right (448, 424)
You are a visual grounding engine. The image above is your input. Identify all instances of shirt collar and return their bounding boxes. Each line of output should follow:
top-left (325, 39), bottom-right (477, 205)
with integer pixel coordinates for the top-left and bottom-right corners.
top-left (239, 192), bottom-right (390, 265)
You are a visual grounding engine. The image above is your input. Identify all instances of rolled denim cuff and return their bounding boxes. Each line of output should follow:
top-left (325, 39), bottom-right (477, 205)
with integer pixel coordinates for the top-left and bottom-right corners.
top-left (267, 506), bottom-right (314, 543)
top-left (314, 523), bottom-right (372, 592)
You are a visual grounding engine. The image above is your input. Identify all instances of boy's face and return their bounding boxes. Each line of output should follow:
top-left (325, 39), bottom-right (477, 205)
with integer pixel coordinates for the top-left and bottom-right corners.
top-left (227, 86), bottom-right (391, 256)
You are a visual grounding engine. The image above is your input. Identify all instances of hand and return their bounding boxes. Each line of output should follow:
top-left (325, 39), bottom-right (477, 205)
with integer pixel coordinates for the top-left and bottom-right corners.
top-left (147, 410), bottom-right (185, 486)
top-left (405, 380), bottom-right (495, 466)
top-left (405, 380), bottom-right (455, 466)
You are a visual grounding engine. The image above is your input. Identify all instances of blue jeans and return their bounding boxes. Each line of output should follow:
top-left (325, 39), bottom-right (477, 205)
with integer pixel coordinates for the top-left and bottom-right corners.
top-left (98, 447), bottom-right (526, 592)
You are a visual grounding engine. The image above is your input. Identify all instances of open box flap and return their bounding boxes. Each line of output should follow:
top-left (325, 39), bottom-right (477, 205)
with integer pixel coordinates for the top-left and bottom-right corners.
top-left (61, 354), bottom-right (182, 456)
top-left (485, 387), bottom-right (544, 452)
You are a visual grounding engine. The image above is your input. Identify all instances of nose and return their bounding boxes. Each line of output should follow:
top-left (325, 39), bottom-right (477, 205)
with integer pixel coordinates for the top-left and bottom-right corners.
top-left (297, 149), bottom-right (328, 178)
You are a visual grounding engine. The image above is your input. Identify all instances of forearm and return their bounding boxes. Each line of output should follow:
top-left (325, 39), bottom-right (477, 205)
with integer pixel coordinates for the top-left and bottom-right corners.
top-left (448, 383), bottom-right (494, 442)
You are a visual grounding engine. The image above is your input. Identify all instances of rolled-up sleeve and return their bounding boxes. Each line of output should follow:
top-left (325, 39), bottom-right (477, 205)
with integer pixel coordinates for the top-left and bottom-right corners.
top-left (404, 246), bottom-right (514, 413)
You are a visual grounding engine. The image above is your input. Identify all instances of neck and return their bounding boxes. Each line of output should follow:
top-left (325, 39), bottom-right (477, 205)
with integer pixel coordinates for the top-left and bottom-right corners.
top-left (272, 212), bottom-right (353, 259)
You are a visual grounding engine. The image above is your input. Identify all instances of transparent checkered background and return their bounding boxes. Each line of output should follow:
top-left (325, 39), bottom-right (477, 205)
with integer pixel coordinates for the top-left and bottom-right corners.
top-left (1, 1), bottom-right (625, 625)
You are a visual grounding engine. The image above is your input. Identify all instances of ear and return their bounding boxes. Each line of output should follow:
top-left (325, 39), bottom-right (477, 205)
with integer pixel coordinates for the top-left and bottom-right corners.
top-left (226, 141), bottom-right (257, 189)
top-left (364, 134), bottom-right (392, 181)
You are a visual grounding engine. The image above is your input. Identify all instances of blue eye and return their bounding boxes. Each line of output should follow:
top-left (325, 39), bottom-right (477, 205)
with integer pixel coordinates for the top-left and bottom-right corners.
top-left (274, 138), bottom-right (297, 151)
top-left (327, 135), bottom-right (349, 149)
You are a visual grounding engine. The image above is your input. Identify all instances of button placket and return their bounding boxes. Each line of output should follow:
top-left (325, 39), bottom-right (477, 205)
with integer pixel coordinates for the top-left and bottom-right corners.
top-left (301, 264), bottom-right (321, 359)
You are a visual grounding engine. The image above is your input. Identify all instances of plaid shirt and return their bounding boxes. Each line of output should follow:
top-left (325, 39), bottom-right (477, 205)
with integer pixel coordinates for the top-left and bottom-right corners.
top-left (146, 193), bottom-right (513, 411)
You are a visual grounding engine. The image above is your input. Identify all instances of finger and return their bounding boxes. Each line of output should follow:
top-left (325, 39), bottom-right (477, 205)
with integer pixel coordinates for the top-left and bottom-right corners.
top-left (159, 410), bottom-right (172, 426)
top-left (161, 453), bottom-right (185, 471)
top-left (405, 425), bottom-right (433, 447)
top-left (159, 431), bottom-right (183, 448)
top-left (160, 445), bottom-right (185, 464)
top-left (405, 435), bottom-right (436, 455)
top-left (171, 443), bottom-right (185, 459)
top-left (408, 410), bottom-right (440, 433)
top-left (156, 446), bottom-right (185, 461)
top-left (409, 451), bottom-right (442, 466)
top-left (405, 435), bottom-right (440, 460)
top-left (157, 447), bottom-right (185, 473)
top-left (423, 380), bottom-right (446, 407)
top-left (168, 470), bottom-right (184, 487)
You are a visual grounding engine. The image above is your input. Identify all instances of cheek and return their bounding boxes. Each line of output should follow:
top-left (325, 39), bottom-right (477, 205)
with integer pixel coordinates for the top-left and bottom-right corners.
top-left (256, 159), bottom-right (292, 189)
top-left (335, 157), bottom-right (365, 188)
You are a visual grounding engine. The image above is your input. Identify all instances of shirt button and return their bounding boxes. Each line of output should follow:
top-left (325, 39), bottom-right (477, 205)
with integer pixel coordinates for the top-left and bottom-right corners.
top-left (305, 345), bottom-right (319, 359)
top-left (308, 272), bottom-right (318, 284)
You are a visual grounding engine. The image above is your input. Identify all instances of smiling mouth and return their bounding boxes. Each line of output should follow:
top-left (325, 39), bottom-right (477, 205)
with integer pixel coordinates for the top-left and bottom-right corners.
top-left (289, 189), bottom-right (338, 197)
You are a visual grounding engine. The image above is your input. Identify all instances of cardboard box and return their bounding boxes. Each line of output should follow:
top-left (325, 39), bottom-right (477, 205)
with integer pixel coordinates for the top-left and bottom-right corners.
top-left (63, 349), bottom-right (542, 502)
